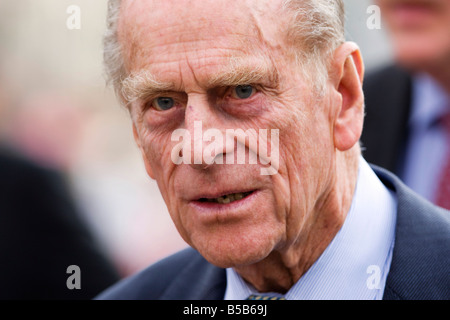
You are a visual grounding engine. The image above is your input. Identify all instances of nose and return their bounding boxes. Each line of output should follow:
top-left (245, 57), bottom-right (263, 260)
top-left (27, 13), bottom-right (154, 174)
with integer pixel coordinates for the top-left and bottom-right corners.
top-left (182, 95), bottom-right (230, 170)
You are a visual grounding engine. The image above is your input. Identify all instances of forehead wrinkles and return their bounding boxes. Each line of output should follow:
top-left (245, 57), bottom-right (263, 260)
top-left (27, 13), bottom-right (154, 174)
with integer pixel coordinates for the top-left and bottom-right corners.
top-left (118, 0), bottom-right (288, 74)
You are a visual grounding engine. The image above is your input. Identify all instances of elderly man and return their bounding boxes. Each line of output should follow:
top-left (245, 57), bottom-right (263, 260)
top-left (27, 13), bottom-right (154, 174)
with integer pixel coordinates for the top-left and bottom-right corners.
top-left (97, 0), bottom-right (449, 300)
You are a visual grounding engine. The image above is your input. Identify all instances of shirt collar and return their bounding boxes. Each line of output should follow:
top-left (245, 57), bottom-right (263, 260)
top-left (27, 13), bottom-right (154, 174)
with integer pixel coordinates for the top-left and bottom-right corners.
top-left (224, 157), bottom-right (397, 300)
top-left (411, 73), bottom-right (450, 130)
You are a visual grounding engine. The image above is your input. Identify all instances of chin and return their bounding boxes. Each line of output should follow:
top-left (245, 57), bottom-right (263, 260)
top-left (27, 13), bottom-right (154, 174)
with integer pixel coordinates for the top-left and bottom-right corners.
top-left (191, 228), bottom-right (281, 269)
top-left (202, 248), bottom-right (272, 269)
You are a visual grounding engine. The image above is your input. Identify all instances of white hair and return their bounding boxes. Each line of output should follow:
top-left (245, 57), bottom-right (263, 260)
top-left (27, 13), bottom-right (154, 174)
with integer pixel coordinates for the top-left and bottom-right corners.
top-left (103, 0), bottom-right (345, 102)
top-left (103, 0), bottom-right (125, 101)
top-left (282, 0), bottom-right (346, 93)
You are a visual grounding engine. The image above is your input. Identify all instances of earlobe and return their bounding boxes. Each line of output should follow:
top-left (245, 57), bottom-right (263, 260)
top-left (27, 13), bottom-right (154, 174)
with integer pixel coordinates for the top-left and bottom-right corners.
top-left (132, 124), bottom-right (156, 180)
top-left (332, 42), bottom-right (365, 151)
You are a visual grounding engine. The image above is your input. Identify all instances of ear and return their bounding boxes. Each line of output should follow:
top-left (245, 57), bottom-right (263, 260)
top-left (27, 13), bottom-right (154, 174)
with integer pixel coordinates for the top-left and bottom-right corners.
top-left (132, 123), bottom-right (155, 180)
top-left (330, 42), bottom-right (365, 151)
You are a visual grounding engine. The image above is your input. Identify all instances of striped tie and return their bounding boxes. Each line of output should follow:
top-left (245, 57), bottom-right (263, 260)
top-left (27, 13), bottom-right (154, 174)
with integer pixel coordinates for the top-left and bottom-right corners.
top-left (247, 294), bottom-right (286, 300)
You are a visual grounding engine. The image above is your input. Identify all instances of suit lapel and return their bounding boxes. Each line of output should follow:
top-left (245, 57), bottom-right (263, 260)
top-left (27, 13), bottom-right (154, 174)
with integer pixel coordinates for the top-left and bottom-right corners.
top-left (373, 166), bottom-right (450, 300)
top-left (159, 250), bottom-right (226, 299)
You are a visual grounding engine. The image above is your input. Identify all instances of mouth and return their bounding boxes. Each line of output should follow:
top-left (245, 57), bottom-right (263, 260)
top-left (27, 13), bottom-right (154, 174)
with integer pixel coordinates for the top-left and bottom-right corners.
top-left (189, 189), bottom-right (263, 223)
top-left (197, 191), bottom-right (254, 204)
top-left (187, 188), bottom-right (262, 223)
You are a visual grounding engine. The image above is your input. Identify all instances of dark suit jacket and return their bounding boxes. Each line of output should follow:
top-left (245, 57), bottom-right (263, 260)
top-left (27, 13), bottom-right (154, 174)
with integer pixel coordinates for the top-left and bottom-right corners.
top-left (0, 147), bottom-right (121, 299)
top-left (360, 65), bottom-right (413, 174)
top-left (96, 166), bottom-right (450, 300)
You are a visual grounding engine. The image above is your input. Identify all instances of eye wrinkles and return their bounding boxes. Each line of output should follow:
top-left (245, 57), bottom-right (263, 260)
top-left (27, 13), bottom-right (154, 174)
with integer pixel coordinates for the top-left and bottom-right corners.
top-left (121, 56), bottom-right (280, 109)
top-left (149, 84), bottom-right (258, 112)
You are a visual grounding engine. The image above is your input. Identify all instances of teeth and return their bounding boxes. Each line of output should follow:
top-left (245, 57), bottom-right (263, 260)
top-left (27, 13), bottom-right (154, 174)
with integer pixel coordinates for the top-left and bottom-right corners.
top-left (234, 193), bottom-right (243, 201)
top-left (220, 196), bottom-right (231, 204)
top-left (200, 192), bottom-right (252, 204)
top-left (213, 192), bottom-right (248, 204)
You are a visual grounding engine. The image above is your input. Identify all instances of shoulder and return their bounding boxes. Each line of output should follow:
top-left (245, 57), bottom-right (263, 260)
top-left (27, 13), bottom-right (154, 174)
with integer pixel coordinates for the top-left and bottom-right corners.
top-left (96, 247), bottom-right (226, 300)
top-left (0, 147), bottom-right (121, 299)
top-left (0, 147), bottom-right (71, 219)
top-left (373, 164), bottom-right (450, 232)
top-left (372, 166), bottom-right (450, 299)
top-left (0, 147), bottom-right (47, 176)
top-left (0, 146), bottom-right (62, 192)
top-left (95, 248), bottom-right (195, 300)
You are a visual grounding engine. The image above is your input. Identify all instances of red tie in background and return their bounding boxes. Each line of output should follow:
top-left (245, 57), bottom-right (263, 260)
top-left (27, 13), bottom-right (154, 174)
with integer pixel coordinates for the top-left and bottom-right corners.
top-left (435, 111), bottom-right (450, 210)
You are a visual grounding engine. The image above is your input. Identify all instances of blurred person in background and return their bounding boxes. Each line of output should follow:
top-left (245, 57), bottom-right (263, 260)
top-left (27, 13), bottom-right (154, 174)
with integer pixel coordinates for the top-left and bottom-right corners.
top-left (0, 75), bottom-right (121, 299)
top-left (4, 93), bottom-right (86, 172)
top-left (361, 0), bottom-right (450, 210)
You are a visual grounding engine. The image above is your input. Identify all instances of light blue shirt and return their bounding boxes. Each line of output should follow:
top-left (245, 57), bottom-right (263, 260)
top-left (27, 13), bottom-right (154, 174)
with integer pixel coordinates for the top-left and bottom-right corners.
top-left (400, 74), bottom-right (450, 203)
top-left (224, 157), bottom-right (397, 300)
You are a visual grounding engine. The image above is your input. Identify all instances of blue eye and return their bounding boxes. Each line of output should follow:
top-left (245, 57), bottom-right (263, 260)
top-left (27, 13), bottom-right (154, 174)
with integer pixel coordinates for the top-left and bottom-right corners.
top-left (152, 97), bottom-right (175, 111)
top-left (232, 85), bottom-right (255, 99)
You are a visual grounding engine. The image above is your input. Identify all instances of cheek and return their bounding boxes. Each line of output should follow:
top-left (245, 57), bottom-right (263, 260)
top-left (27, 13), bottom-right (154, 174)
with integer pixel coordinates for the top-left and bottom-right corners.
top-left (274, 103), bottom-right (336, 235)
top-left (278, 104), bottom-right (333, 174)
top-left (140, 134), bottom-right (192, 243)
top-left (139, 128), bottom-right (180, 202)
top-left (142, 133), bottom-right (172, 173)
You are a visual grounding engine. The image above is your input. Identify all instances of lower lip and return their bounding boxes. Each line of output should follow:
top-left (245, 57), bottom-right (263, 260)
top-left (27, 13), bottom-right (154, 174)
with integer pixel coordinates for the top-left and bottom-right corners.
top-left (189, 190), bottom-right (259, 216)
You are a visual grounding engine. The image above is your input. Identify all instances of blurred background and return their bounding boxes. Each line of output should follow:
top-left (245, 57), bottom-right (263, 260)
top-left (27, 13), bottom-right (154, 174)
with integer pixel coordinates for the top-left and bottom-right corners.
top-left (0, 0), bottom-right (392, 278)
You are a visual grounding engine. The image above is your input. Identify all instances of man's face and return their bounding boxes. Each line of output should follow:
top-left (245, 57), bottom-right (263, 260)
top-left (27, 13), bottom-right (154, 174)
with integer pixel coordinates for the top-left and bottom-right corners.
top-left (119, 0), bottom-right (340, 267)
top-left (376, 0), bottom-right (450, 70)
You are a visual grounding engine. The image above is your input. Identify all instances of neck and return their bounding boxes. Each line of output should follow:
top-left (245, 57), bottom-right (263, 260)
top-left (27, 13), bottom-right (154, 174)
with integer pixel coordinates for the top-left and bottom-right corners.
top-left (234, 148), bottom-right (360, 293)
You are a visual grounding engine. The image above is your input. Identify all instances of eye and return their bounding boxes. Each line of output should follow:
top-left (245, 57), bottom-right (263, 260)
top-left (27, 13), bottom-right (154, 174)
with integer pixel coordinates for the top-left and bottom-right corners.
top-left (151, 97), bottom-right (175, 111)
top-left (231, 85), bottom-right (256, 100)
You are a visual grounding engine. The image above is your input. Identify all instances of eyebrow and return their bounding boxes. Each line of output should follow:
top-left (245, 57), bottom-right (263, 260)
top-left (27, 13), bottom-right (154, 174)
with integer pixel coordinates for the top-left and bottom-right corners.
top-left (208, 57), bottom-right (279, 89)
top-left (121, 71), bottom-right (175, 103)
top-left (121, 56), bottom-right (279, 103)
